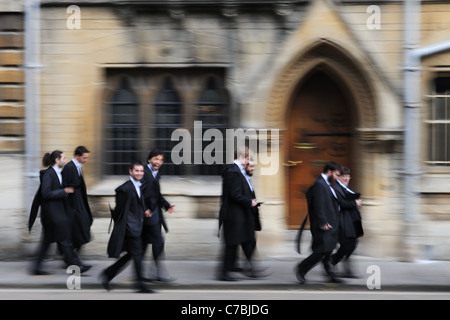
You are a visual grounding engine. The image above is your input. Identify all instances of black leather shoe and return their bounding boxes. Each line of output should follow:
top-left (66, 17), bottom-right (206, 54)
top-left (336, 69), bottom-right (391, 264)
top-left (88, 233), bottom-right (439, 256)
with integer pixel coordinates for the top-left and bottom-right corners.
top-left (220, 274), bottom-right (239, 281)
top-left (100, 271), bottom-right (111, 291)
top-left (230, 266), bottom-right (244, 272)
top-left (295, 269), bottom-right (306, 284)
top-left (245, 268), bottom-right (270, 279)
top-left (32, 269), bottom-right (51, 276)
top-left (329, 277), bottom-right (344, 284)
top-left (80, 265), bottom-right (92, 274)
top-left (138, 287), bottom-right (155, 293)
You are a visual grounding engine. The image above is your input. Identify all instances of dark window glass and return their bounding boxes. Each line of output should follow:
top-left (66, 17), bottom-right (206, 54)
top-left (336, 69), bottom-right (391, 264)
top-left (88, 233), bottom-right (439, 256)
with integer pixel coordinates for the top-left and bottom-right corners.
top-left (153, 77), bottom-right (184, 175)
top-left (196, 77), bottom-right (228, 175)
top-left (105, 78), bottom-right (140, 175)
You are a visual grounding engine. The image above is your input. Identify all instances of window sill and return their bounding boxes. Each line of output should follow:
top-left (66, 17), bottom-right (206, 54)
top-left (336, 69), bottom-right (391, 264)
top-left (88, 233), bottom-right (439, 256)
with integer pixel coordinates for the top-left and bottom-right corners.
top-left (88, 175), bottom-right (222, 197)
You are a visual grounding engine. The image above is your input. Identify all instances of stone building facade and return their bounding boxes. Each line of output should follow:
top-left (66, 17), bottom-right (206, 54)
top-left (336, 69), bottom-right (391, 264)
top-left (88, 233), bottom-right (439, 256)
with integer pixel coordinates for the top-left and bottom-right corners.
top-left (1, 0), bottom-right (450, 261)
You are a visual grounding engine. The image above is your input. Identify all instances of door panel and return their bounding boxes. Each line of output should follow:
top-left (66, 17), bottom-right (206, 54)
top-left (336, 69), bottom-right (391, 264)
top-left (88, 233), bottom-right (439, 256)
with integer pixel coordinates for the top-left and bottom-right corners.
top-left (287, 72), bottom-right (353, 228)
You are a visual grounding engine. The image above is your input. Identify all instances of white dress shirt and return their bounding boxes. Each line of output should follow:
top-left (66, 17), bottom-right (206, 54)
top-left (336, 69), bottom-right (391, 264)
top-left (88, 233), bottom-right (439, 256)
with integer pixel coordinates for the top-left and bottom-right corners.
top-left (72, 157), bottom-right (83, 176)
top-left (129, 176), bottom-right (142, 198)
top-left (52, 165), bottom-right (63, 185)
top-left (321, 173), bottom-right (337, 199)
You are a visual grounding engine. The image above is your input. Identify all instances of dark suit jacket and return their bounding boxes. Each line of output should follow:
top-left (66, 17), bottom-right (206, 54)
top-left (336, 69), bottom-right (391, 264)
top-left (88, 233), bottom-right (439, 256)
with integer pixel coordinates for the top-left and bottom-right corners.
top-left (142, 165), bottom-right (171, 233)
top-left (40, 167), bottom-right (72, 243)
top-left (107, 179), bottom-right (147, 258)
top-left (335, 182), bottom-right (363, 238)
top-left (62, 160), bottom-right (93, 247)
top-left (307, 175), bottom-right (340, 253)
top-left (219, 163), bottom-right (256, 246)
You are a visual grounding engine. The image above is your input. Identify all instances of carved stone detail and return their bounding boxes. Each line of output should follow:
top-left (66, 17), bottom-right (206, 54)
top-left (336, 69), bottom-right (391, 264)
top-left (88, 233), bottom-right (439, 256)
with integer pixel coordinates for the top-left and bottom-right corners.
top-left (265, 40), bottom-right (377, 130)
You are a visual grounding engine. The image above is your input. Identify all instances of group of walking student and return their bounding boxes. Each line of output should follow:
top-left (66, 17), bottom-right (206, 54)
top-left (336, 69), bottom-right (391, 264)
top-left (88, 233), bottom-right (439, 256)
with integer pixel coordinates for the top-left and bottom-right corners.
top-left (29, 147), bottom-right (175, 293)
top-left (28, 144), bottom-right (363, 293)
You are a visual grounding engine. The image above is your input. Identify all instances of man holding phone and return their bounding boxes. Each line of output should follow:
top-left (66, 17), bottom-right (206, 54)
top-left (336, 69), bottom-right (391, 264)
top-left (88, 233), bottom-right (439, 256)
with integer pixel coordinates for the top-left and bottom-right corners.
top-left (218, 148), bottom-right (265, 281)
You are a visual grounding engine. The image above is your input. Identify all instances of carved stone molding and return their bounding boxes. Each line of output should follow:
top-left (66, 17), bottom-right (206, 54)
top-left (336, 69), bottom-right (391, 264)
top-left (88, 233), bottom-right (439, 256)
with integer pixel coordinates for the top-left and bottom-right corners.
top-left (265, 40), bottom-right (377, 130)
top-left (356, 127), bottom-right (404, 153)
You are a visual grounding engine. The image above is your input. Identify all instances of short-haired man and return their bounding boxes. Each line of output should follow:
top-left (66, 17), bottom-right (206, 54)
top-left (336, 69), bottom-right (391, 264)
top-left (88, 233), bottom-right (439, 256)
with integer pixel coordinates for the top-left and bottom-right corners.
top-left (102, 161), bottom-right (153, 293)
top-left (62, 146), bottom-right (93, 266)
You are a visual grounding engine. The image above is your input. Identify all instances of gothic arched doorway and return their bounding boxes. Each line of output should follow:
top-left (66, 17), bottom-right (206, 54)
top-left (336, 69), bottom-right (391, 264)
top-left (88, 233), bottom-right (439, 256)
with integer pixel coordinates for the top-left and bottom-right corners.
top-left (286, 69), bottom-right (357, 228)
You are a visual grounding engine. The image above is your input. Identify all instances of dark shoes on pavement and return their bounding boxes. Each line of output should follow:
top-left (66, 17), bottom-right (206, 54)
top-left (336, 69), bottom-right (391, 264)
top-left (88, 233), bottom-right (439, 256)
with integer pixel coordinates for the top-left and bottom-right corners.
top-left (32, 264), bottom-right (91, 276)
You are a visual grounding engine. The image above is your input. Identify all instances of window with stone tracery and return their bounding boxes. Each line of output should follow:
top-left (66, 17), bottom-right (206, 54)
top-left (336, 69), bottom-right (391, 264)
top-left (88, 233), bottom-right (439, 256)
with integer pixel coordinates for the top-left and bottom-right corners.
top-left (104, 68), bottom-right (229, 176)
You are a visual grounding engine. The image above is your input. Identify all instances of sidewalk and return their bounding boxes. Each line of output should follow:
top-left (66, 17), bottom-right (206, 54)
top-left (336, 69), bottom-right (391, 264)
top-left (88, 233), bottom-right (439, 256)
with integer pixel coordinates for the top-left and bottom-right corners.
top-left (1, 255), bottom-right (450, 291)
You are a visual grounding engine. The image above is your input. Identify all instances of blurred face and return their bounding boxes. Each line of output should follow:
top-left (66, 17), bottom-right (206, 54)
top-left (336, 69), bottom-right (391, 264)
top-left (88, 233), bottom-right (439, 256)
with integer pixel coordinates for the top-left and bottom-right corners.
top-left (56, 153), bottom-right (67, 168)
top-left (237, 155), bottom-right (250, 166)
top-left (245, 162), bottom-right (255, 177)
top-left (148, 154), bottom-right (164, 171)
top-left (327, 169), bottom-right (341, 185)
top-left (339, 173), bottom-right (351, 186)
top-left (129, 164), bottom-right (144, 181)
top-left (75, 152), bottom-right (89, 164)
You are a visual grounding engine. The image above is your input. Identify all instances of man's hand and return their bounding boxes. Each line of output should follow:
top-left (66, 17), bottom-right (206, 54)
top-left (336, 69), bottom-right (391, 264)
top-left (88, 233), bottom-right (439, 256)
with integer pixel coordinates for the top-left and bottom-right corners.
top-left (144, 209), bottom-right (152, 218)
top-left (251, 199), bottom-right (258, 207)
top-left (168, 205), bottom-right (175, 213)
top-left (64, 187), bottom-right (74, 194)
top-left (321, 223), bottom-right (333, 230)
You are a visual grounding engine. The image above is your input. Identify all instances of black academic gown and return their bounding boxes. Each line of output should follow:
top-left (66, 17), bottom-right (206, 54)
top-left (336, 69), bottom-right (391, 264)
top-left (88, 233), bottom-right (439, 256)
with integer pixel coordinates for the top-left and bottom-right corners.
top-left (219, 164), bottom-right (256, 246)
top-left (107, 180), bottom-right (146, 258)
top-left (142, 165), bottom-right (170, 233)
top-left (40, 167), bottom-right (72, 243)
top-left (307, 176), bottom-right (340, 254)
top-left (62, 160), bottom-right (93, 248)
top-left (335, 182), bottom-right (363, 239)
top-left (28, 170), bottom-right (45, 233)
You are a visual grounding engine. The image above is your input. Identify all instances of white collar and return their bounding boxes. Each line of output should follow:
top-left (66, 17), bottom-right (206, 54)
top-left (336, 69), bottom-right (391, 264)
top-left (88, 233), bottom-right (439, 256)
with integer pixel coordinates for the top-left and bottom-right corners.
top-left (338, 179), bottom-right (355, 194)
top-left (233, 160), bottom-right (245, 172)
top-left (72, 157), bottom-right (83, 169)
top-left (52, 165), bottom-right (62, 174)
top-left (321, 173), bottom-right (330, 186)
top-left (129, 176), bottom-right (141, 186)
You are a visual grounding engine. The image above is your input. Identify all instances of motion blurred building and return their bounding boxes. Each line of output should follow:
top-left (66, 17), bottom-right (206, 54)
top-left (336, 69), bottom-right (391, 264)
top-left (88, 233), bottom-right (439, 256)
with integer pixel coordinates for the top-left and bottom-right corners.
top-left (1, 0), bottom-right (450, 261)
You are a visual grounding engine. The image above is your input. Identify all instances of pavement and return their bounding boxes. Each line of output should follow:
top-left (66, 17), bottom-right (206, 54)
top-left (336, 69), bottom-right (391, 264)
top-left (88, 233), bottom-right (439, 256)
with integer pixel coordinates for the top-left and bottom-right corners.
top-left (1, 254), bottom-right (450, 292)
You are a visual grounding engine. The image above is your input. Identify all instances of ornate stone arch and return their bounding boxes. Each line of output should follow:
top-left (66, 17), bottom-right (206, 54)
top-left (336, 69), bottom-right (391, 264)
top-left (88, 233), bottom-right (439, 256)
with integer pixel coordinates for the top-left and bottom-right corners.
top-left (266, 40), bottom-right (377, 130)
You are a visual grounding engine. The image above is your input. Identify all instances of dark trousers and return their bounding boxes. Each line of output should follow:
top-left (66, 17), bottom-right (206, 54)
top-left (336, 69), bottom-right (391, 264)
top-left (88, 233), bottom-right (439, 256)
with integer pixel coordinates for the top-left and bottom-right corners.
top-left (142, 223), bottom-right (165, 262)
top-left (109, 225), bottom-right (166, 280)
top-left (297, 251), bottom-right (336, 278)
top-left (33, 236), bottom-right (80, 271)
top-left (222, 240), bottom-right (256, 275)
top-left (332, 237), bottom-right (358, 263)
top-left (103, 235), bottom-right (145, 289)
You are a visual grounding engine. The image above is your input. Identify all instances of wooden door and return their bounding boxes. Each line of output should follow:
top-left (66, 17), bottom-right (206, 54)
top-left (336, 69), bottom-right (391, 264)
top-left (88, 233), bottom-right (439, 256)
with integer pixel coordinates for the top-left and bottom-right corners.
top-left (287, 71), bottom-right (354, 228)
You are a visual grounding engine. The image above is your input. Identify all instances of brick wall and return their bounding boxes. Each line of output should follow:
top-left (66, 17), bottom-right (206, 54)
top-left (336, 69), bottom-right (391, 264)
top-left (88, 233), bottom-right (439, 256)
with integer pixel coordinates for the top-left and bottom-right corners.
top-left (0, 12), bottom-right (24, 152)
